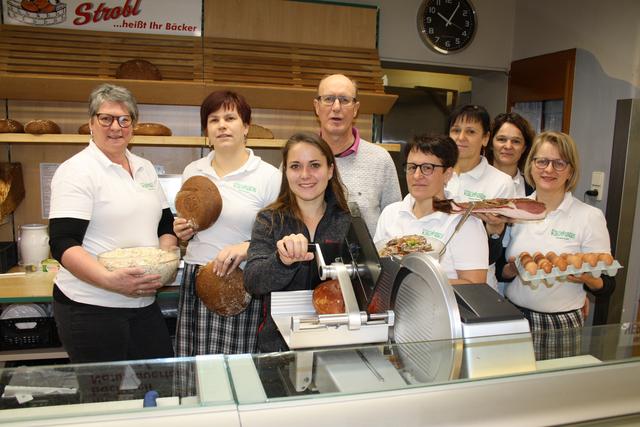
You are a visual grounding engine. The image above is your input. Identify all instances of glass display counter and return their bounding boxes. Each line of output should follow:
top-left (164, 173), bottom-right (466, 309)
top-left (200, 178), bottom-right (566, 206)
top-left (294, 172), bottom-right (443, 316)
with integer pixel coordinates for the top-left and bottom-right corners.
top-left (0, 323), bottom-right (639, 426)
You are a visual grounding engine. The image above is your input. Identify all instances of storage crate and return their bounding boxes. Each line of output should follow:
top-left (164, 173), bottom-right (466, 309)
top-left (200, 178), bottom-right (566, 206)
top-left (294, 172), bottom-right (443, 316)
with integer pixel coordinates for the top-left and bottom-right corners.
top-left (0, 317), bottom-right (61, 351)
top-left (0, 241), bottom-right (18, 273)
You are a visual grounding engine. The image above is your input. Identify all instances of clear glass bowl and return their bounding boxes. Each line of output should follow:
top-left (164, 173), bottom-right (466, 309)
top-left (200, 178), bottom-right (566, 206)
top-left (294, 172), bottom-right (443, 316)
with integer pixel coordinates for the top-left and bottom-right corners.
top-left (97, 246), bottom-right (180, 285)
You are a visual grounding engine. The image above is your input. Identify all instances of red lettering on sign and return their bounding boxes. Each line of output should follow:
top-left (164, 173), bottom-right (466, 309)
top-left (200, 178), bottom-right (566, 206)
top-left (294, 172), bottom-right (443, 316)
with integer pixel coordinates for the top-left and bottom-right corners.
top-left (74, 0), bottom-right (142, 26)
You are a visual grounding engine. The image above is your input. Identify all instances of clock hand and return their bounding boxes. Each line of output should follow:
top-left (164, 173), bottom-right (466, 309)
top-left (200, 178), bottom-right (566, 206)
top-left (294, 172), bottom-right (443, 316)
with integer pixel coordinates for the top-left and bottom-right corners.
top-left (447, 2), bottom-right (461, 24)
top-left (437, 11), bottom-right (453, 26)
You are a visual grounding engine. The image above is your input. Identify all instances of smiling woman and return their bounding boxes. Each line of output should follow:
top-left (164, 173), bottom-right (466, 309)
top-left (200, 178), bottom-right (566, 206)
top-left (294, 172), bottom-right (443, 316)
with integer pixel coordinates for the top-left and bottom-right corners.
top-left (244, 132), bottom-right (351, 353)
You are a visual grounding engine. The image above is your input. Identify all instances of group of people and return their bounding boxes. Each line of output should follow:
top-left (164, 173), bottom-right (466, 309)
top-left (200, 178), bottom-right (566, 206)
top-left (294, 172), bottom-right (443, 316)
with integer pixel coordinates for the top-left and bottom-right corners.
top-left (48, 72), bottom-right (612, 375)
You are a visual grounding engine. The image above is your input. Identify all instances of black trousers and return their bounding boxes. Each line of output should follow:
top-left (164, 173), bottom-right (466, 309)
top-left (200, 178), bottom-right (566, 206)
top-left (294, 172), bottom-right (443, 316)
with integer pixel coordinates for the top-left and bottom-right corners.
top-left (53, 286), bottom-right (174, 364)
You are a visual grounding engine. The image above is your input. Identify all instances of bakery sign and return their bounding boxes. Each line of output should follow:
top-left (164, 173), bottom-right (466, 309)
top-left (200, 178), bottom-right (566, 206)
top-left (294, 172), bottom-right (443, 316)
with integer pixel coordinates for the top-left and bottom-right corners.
top-left (1, 0), bottom-right (202, 36)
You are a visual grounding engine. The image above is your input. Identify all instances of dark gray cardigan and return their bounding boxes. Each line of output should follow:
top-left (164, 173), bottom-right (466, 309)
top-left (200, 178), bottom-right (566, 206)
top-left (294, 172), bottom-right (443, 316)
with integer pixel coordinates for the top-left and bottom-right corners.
top-left (244, 195), bottom-right (351, 352)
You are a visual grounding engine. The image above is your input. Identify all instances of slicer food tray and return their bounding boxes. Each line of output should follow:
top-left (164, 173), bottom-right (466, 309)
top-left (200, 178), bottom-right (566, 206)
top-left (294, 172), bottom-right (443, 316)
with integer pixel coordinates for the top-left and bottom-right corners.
top-left (271, 290), bottom-right (390, 349)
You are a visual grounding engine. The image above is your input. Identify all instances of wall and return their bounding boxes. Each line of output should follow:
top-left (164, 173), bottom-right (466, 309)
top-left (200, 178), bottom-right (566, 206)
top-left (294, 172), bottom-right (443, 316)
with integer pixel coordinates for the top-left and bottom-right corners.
top-left (344, 0), bottom-right (516, 72)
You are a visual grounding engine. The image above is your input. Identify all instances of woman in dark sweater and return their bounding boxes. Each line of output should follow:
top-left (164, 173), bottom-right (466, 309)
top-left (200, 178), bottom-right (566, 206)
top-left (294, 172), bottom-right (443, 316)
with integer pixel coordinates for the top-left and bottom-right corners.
top-left (244, 132), bottom-right (351, 352)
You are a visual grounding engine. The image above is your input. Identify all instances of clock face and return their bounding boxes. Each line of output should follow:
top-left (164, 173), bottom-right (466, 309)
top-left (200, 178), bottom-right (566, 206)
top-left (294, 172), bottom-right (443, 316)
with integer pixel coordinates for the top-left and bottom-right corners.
top-left (417, 0), bottom-right (477, 54)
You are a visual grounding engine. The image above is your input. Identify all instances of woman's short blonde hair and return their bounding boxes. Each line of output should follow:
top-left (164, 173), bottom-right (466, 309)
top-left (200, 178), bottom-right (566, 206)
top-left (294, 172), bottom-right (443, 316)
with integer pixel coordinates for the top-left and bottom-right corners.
top-left (524, 131), bottom-right (580, 192)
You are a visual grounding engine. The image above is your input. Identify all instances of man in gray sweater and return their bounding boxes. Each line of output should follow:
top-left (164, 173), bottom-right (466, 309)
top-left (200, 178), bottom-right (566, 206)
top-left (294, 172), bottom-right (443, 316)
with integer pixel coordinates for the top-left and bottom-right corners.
top-left (313, 74), bottom-right (401, 233)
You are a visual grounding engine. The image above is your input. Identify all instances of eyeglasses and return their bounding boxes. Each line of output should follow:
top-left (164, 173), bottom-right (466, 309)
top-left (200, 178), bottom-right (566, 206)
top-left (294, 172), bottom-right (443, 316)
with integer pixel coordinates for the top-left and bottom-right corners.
top-left (316, 95), bottom-right (357, 107)
top-left (404, 162), bottom-right (446, 176)
top-left (95, 113), bottom-right (133, 128)
top-left (532, 157), bottom-right (569, 171)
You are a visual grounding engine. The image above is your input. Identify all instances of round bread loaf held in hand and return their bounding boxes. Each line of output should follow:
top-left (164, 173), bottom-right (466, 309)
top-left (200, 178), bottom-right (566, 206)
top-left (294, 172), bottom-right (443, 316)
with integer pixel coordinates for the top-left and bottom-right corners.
top-left (195, 262), bottom-right (251, 316)
top-left (313, 279), bottom-right (345, 314)
top-left (175, 176), bottom-right (222, 231)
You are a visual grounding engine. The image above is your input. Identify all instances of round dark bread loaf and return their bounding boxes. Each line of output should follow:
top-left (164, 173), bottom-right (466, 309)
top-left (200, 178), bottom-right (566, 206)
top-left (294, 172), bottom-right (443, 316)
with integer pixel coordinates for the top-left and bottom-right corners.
top-left (116, 59), bottom-right (162, 80)
top-left (196, 263), bottom-right (251, 316)
top-left (24, 120), bottom-right (61, 134)
top-left (133, 123), bottom-right (172, 136)
top-left (78, 123), bottom-right (91, 134)
top-left (175, 176), bottom-right (222, 231)
top-left (0, 119), bottom-right (24, 133)
top-left (313, 279), bottom-right (345, 314)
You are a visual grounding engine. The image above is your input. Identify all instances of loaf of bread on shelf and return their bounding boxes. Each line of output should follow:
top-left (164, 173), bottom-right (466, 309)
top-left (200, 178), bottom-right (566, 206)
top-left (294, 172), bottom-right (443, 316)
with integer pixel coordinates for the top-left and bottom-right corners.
top-left (175, 176), bottom-right (222, 231)
top-left (133, 123), bottom-right (172, 136)
top-left (247, 124), bottom-right (274, 139)
top-left (196, 263), bottom-right (251, 316)
top-left (24, 120), bottom-right (61, 134)
top-left (313, 279), bottom-right (345, 314)
top-left (0, 162), bottom-right (26, 220)
top-left (116, 59), bottom-right (162, 80)
top-left (0, 119), bottom-right (24, 133)
top-left (78, 123), bottom-right (90, 134)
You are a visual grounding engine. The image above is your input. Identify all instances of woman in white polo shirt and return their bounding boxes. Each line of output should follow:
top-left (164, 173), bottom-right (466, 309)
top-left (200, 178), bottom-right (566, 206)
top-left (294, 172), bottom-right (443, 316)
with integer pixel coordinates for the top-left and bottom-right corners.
top-left (485, 112), bottom-right (536, 197)
top-left (172, 91), bottom-right (281, 363)
top-left (492, 131), bottom-right (611, 359)
top-left (49, 84), bottom-right (177, 363)
top-left (374, 134), bottom-right (488, 284)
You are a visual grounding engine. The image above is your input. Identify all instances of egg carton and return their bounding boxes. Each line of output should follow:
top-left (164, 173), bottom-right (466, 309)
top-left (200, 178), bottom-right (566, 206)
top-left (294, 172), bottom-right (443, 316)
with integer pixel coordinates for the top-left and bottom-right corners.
top-left (515, 258), bottom-right (622, 289)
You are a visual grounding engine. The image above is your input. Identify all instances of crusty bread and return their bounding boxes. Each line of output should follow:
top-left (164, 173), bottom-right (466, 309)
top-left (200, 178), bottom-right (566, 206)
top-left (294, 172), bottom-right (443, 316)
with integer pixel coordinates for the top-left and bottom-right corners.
top-left (175, 176), bottom-right (222, 231)
top-left (133, 122), bottom-right (172, 136)
top-left (313, 279), bottom-right (345, 314)
top-left (24, 120), bottom-right (61, 134)
top-left (196, 263), bottom-right (251, 316)
top-left (247, 124), bottom-right (274, 139)
top-left (116, 59), bottom-right (162, 80)
top-left (78, 123), bottom-right (91, 134)
top-left (0, 119), bottom-right (24, 133)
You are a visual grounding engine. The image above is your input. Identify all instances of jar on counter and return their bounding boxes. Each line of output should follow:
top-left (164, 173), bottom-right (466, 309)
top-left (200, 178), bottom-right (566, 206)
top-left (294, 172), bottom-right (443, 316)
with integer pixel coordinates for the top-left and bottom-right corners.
top-left (18, 224), bottom-right (50, 269)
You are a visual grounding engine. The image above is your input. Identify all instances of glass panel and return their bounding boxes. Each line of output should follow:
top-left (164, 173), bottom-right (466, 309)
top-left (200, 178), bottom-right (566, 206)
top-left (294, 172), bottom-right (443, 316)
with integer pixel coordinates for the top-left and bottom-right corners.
top-left (512, 100), bottom-right (564, 133)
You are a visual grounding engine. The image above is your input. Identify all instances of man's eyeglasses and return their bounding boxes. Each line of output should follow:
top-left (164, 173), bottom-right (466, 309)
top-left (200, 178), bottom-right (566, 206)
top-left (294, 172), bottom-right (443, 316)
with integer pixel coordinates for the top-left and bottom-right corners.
top-left (95, 113), bottom-right (133, 128)
top-left (316, 95), bottom-right (357, 107)
top-left (404, 162), bottom-right (446, 176)
top-left (532, 157), bottom-right (569, 171)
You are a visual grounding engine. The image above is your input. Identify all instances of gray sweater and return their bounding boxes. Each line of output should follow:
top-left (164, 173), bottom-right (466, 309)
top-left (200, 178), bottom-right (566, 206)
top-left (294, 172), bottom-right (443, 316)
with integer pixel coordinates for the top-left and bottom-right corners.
top-left (336, 138), bottom-right (402, 233)
top-left (244, 195), bottom-right (351, 352)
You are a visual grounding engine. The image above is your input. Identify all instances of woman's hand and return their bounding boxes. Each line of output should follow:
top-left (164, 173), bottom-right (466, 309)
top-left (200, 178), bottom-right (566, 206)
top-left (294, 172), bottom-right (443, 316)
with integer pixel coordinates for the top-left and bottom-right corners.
top-left (502, 256), bottom-right (518, 280)
top-left (173, 217), bottom-right (195, 241)
top-left (474, 212), bottom-right (509, 236)
top-left (567, 272), bottom-right (603, 291)
top-left (103, 267), bottom-right (163, 298)
top-left (213, 242), bottom-right (250, 276)
top-left (276, 234), bottom-right (314, 266)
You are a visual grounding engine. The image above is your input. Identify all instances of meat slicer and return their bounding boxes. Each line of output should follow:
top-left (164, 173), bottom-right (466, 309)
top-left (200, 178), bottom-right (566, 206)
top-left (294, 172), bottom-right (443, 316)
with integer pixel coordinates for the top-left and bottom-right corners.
top-left (269, 204), bottom-right (536, 394)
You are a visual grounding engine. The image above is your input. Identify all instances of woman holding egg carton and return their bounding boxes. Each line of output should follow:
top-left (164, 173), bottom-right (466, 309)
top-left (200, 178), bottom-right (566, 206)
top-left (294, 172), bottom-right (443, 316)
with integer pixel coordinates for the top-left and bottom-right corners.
top-left (489, 131), bottom-right (613, 359)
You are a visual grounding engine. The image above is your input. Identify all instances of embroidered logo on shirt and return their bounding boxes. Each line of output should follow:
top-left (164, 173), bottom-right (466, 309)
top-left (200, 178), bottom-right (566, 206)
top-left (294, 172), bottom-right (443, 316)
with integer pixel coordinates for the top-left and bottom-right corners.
top-left (233, 182), bottom-right (257, 193)
top-left (140, 182), bottom-right (155, 190)
top-left (463, 189), bottom-right (486, 200)
top-left (551, 229), bottom-right (576, 240)
top-left (422, 230), bottom-right (444, 240)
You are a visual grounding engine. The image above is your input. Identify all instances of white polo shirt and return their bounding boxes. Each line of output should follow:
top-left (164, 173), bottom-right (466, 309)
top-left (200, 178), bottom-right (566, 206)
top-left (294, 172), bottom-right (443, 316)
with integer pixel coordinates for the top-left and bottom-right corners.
top-left (182, 149), bottom-right (281, 265)
top-left (446, 156), bottom-right (516, 202)
top-left (49, 141), bottom-right (169, 308)
top-left (374, 195), bottom-right (488, 280)
top-left (505, 192), bottom-right (611, 313)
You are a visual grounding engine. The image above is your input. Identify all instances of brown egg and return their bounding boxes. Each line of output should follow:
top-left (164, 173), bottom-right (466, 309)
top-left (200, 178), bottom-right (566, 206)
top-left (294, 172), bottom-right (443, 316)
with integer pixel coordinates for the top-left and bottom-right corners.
top-left (597, 253), bottom-right (614, 266)
top-left (525, 261), bottom-right (538, 275)
top-left (546, 251), bottom-right (558, 261)
top-left (583, 253), bottom-right (598, 268)
top-left (538, 259), bottom-right (553, 274)
top-left (552, 256), bottom-right (569, 272)
top-left (566, 254), bottom-right (583, 269)
top-left (559, 253), bottom-right (570, 259)
top-left (533, 252), bottom-right (545, 264)
top-left (520, 254), bottom-right (533, 267)
top-left (519, 251), bottom-right (531, 263)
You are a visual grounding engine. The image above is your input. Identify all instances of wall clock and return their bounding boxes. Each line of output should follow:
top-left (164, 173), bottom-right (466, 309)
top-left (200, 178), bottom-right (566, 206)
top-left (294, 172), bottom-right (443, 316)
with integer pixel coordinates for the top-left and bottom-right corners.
top-left (417, 0), bottom-right (477, 54)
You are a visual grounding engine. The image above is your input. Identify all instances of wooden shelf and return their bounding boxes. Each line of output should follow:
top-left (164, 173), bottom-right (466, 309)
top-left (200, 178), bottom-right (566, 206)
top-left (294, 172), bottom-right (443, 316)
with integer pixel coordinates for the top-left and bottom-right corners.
top-left (0, 134), bottom-right (401, 151)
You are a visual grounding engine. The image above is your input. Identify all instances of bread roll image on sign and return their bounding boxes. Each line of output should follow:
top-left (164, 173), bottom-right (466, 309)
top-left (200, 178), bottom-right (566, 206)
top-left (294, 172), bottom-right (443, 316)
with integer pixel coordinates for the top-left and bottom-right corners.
top-left (175, 176), bottom-right (222, 231)
top-left (195, 262), bottom-right (251, 316)
top-left (313, 279), bottom-right (345, 314)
